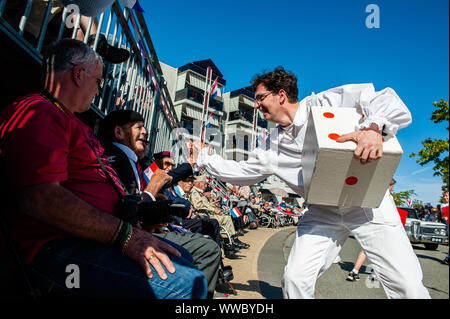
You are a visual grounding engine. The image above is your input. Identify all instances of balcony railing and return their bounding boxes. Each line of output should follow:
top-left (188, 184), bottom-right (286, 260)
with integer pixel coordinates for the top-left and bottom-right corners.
top-left (0, 0), bottom-right (180, 157)
top-left (228, 110), bottom-right (253, 124)
top-left (175, 88), bottom-right (223, 112)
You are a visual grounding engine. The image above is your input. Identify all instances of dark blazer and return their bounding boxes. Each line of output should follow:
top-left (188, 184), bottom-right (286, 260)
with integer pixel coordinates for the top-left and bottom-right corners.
top-left (104, 143), bottom-right (193, 196)
top-left (103, 143), bottom-right (139, 195)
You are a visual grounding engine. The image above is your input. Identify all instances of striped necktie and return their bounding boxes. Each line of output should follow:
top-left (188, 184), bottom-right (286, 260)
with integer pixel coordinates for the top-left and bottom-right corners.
top-left (136, 161), bottom-right (147, 191)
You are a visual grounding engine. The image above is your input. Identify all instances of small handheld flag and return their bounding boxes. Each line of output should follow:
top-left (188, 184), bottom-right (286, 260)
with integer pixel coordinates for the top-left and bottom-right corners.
top-left (142, 162), bottom-right (159, 185)
top-left (230, 207), bottom-right (243, 218)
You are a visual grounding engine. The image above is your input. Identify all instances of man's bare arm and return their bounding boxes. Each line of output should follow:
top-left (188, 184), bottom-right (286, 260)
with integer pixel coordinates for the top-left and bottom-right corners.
top-left (16, 183), bottom-right (180, 279)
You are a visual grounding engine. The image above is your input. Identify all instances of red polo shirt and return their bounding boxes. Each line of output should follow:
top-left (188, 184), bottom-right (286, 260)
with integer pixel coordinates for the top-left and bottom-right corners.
top-left (0, 94), bottom-right (123, 264)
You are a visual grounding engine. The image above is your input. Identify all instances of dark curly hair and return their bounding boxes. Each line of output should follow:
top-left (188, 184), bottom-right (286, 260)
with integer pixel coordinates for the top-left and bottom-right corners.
top-left (251, 66), bottom-right (298, 103)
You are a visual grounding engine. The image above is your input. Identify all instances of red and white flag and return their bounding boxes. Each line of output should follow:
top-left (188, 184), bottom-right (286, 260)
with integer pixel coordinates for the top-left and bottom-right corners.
top-left (142, 162), bottom-right (159, 184)
top-left (230, 207), bottom-right (242, 218)
top-left (406, 198), bottom-right (412, 207)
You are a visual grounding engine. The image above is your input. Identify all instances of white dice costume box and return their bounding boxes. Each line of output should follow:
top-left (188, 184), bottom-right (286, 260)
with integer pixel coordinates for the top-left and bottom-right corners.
top-left (302, 107), bottom-right (403, 208)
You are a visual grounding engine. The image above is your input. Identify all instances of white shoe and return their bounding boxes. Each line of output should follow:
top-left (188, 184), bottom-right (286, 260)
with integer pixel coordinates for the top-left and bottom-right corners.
top-left (333, 255), bottom-right (342, 264)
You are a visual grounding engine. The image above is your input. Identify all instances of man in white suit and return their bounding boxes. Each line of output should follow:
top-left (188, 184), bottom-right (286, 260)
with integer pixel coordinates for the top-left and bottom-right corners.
top-left (192, 67), bottom-right (430, 299)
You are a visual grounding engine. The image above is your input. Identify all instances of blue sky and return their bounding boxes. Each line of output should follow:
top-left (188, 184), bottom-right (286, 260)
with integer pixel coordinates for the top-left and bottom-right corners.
top-left (141, 0), bottom-right (449, 205)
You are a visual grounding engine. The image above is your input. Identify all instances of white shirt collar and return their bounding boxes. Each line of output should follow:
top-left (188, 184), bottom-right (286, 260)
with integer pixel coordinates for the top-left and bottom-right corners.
top-left (176, 185), bottom-right (186, 197)
top-left (278, 103), bottom-right (308, 131)
top-left (112, 142), bottom-right (138, 163)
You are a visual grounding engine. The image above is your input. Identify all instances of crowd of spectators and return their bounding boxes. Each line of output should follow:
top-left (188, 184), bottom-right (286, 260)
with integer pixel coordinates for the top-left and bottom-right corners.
top-left (0, 38), bottom-right (307, 299)
top-left (416, 204), bottom-right (448, 224)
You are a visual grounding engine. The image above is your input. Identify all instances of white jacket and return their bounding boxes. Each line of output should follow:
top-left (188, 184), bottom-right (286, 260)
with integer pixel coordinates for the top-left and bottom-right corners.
top-left (197, 83), bottom-right (412, 199)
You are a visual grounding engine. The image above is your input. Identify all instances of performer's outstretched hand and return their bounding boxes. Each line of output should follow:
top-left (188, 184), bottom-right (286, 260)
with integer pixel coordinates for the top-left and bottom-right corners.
top-left (336, 123), bottom-right (383, 165)
top-left (189, 140), bottom-right (206, 166)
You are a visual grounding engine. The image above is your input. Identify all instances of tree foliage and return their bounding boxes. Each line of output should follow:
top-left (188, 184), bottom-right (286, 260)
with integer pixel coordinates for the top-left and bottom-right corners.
top-left (391, 190), bottom-right (416, 206)
top-left (410, 99), bottom-right (449, 192)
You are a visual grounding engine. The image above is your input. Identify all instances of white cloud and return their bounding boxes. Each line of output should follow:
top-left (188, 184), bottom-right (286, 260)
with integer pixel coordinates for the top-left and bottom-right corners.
top-left (410, 166), bottom-right (432, 176)
top-left (394, 174), bottom-right (444, 206)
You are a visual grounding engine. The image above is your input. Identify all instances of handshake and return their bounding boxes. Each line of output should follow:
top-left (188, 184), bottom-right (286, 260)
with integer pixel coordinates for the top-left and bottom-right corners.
top-left (115, 195), bottom-right (189, 227)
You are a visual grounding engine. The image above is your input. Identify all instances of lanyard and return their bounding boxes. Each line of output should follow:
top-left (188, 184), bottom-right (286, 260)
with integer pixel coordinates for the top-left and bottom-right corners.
top-left (39, 89), bottom-right (127, 197)
top-left (40, 88), bottom-right (70, 116)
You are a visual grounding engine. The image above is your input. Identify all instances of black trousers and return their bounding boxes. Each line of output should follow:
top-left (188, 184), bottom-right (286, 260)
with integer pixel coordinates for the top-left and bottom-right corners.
top-left (155, 231), bottom-right (221, 297)
top-left (182, 217), bottom-right (222, 248)
top-left (233, 216), bottom-right (245, 232)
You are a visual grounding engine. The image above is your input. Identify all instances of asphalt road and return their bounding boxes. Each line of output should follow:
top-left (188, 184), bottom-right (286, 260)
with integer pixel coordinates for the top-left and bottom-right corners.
top-left (281, 231), bottom-right (449, 299)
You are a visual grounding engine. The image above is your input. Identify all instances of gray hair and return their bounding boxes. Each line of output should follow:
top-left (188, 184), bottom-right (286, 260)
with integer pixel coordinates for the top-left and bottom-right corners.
top-left (43, 38), bottom-right (102, 76)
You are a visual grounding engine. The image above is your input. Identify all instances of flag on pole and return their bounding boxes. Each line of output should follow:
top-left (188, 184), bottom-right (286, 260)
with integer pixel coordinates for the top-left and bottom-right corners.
top-left (223, 194), bottom-right (229, 201)
top-left (206, 176), bottom-right (211, 183)
top-left (210, 77), bottom-right (219, 98)
top-left (205, 111), bottom-right (213, 129)
top-left (142, 162), bottom-right (159, 185)
top-left (259, 130), bottom-right (266, 143)
top-left (230, 207), bottom-right (243, 218)
top-left (214, 186), bottom-right (221, 193)
top-left (406, 198), bottom-right (412, 207)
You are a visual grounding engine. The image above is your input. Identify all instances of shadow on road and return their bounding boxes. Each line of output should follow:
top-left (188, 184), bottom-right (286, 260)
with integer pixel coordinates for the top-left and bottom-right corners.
top-left (216, 280), bottom-right (283, 299)
top-left (257, 280), bottom-right (283, 299)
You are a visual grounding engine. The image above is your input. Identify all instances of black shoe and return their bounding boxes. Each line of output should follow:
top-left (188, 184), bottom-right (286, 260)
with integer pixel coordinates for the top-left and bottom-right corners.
top-left (224, 250), bottom-right (239, 259)
top-left (346, 271), bottom-right (360, 282)
top-left (233, 238), bottom-right (250, 248)
top-left (234, 241), bottom-right (249, 249)
top-left (224, 242), bottom-right (240, 252)
top-left (234, 243), bottom-right (243, 250)
top-left (219, 265), bottom-right (234, 283)
top-left (88, 34), bottom-right (130, 64)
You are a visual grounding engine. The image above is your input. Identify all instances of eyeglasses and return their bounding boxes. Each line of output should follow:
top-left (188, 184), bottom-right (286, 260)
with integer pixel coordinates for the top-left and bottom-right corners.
top-left (68, 62), bottom-right (104, 88)
top-left (254, 91), bottom-right (271, 104)
top-left (163, 161), bottom-right (176, 168)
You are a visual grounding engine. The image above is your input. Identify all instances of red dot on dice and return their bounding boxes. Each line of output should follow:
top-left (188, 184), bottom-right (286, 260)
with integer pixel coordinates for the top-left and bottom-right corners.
top-left (345, 176), bottom-right (358, 185)
top-left (328, 133), bottom-right (340, 140)
top-left (323, 112), bottom-right (335, 118)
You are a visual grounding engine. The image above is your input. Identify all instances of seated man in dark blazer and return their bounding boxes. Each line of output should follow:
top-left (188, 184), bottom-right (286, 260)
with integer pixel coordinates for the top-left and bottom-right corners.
top-left (99, 109), bottom-right (221, 298)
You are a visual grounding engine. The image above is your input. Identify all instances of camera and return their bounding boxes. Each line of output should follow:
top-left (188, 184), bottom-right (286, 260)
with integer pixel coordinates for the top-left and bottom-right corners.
top-left (115, 195), bottom-right (189, 227)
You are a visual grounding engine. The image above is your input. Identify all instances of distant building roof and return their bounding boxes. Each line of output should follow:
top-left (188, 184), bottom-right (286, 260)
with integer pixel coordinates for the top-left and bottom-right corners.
top-left (178, 59), bottom-right (226, 86)
top-left (230, 86), bottom-right (254, 99)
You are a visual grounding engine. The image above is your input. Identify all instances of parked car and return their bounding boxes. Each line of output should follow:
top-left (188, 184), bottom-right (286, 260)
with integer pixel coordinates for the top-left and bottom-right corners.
top-left (399, 207), bottom-right (449, 250)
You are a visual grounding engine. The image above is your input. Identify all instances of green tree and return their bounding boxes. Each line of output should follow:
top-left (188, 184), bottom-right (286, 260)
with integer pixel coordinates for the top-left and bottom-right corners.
top-left (391, 190), bottom-right (416, 206)
top-left (410, 99), bottom-right (449, 192)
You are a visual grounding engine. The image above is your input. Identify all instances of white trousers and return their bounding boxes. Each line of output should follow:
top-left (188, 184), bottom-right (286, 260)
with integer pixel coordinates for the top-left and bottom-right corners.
top-left (282, 191), bottom-right (431, 299)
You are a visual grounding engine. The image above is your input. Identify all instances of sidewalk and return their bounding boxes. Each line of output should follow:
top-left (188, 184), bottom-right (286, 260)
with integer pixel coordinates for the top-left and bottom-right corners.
top-left (215, 225), bottom-right (296, 299)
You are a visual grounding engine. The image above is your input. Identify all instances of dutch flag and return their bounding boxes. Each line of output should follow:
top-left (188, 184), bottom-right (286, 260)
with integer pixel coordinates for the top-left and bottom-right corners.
top-left (259, 130), bottom-right (266, 143)
top-left (230, 207), bottom-right (243, 218)
top-left (210, 77), bottom-right (219, 98)
top-left (205, 111), bottom-right (213, 129)
top-left (142, 162), bottom-right (159, 185)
